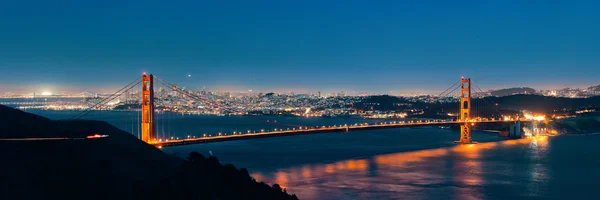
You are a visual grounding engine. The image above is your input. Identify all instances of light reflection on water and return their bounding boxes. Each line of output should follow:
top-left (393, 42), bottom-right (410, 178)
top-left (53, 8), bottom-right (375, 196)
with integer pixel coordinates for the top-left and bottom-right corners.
top-left (24, 111), bottom-right (597, 199)
top-left (251, 136), bottom-right (551, 200)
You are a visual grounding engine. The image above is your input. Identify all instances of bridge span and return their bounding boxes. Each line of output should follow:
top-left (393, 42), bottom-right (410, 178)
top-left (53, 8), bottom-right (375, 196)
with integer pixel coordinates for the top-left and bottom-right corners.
top-left (67, 74), bottom-right (534, 147)
top-left (151, 119), bottom-right (530, 147)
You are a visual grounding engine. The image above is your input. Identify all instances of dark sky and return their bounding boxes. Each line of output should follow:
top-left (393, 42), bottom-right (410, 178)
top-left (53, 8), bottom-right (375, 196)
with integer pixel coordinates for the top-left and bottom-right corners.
top-left (1, 0), bottom-right (598, 94)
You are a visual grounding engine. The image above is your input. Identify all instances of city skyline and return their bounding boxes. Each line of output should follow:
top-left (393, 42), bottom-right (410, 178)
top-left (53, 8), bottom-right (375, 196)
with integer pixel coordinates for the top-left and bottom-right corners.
top-left (2, 74), bottom-right (600, 96)
top-left (1, 0), bottom-right (599, 93)
top-left (3, 80), bottom-right (599, 98)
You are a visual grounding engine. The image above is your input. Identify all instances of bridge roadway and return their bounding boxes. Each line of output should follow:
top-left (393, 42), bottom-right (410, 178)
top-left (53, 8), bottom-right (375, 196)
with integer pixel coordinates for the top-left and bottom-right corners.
top-left (152, 119), bottom-right (530, 147)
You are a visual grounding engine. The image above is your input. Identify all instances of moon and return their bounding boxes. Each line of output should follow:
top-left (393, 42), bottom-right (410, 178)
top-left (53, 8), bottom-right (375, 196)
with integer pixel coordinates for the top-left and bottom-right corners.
top-left (188, 74), bottom-right (191, 77)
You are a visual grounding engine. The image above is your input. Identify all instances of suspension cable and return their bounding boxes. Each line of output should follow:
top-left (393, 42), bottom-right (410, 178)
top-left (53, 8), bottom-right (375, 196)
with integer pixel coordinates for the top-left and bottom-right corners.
top-left (442, 85), bottom-right (460, 98)
top-left (473, 83), bottom-right (503, 117)
top-left (438, 80), bottom-right (461, 97)
top-left (71, 80), bottom-right (141, 120)
top-left (70, 77), bottom-right (141, 120)
top-left (155, 76), bottom-right (306, 128)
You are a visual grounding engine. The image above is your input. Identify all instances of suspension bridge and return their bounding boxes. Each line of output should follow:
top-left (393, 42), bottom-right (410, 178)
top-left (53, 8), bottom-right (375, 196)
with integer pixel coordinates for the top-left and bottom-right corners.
top-left (68, 73), bottom-right (532, 148)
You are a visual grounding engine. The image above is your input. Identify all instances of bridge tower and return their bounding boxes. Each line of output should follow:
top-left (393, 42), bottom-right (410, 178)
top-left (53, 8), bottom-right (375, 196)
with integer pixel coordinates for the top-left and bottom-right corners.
top-left (141, 74), bottom-right (155, 143)
top-left (456, 77), bottom-right (473, 144)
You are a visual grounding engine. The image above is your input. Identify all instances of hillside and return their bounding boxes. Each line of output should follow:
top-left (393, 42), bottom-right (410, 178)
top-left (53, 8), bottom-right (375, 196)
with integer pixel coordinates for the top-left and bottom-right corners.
top-left (551, 112), bottom-right (600, 134)
top-left (0, 105), bottom-right (298, 200)
top-left (490, 87), bottom-right (538, 97)
top-left (485, 94), bottom-right (600, 113)
top-left (355, 95), bottom-right (410, 111)
top-left (354, 94), bottom-right (600, 119)
top-left (587, 85), bottom-right (600, 91)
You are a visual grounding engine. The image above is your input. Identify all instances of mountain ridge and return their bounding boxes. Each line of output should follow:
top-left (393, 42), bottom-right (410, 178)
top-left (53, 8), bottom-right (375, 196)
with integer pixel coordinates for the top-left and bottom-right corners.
top-left (0, 105), bottom-right (298, 200)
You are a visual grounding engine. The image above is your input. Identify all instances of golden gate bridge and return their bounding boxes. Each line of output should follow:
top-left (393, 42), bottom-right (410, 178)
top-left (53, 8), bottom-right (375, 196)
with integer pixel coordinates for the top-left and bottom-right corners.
top-left (68, 73), bottom-right (533, 148)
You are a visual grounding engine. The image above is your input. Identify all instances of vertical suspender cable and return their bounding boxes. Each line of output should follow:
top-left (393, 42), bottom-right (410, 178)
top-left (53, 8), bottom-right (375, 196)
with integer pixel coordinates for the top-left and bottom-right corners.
top-left (168, 97), bottom-right (171, 139)
top-left (131, 91), bottom-right (134, 136)
top-left (162, 109), bottom-right (165, 140)
top-left (137, 106), bottom-right (140, 139)
top-left (131, 108), bottom-right (134, 137)
top-left (458, 85), bottom-right (460, 121)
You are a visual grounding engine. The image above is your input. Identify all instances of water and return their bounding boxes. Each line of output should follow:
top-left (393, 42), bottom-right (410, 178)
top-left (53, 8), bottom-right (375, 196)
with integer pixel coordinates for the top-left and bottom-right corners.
top-left (165, 133), bottom-right (600, 200)
top-left (0, 97), bottom-right (84, 104)
top-left (22, 110), bottom-right (382, 139)
top-left (24, 110), bottom-right (600, 200)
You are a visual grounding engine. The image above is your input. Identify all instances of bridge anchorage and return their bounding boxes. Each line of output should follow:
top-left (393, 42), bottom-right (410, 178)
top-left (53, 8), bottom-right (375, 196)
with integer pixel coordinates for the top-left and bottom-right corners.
top-left (127, 74), bottom-right (526, 147)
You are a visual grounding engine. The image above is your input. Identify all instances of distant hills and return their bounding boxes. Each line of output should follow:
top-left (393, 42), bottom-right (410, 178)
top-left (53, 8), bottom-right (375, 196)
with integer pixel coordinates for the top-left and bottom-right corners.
top-left (489, 87), bottom-right (538, 97)
top-left (484, 94), bottom-right (600, 113)
top-left (355, 95), bottom-right (411, 111)
top-left (483, 84), bottom-right (600, 98)
top-left (586, 85), bottom-right (600, 93)
top-left (355, 94), bottom-right (600, 117)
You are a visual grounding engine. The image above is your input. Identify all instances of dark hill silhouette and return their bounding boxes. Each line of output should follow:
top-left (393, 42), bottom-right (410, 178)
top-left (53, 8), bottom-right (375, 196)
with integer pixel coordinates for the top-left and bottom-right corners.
top-left (355, 95), bottom-right (410, 111)
top-left (0, 105), bottom-right (298, 200)
top-left (0, 105), bottom-right (55, 138)
top-left (486, 94), bottom-right (600, 113)
top-left (490, 87), bottom-right (538, 97)
top-left (353, 94), bottom-right (600, 119)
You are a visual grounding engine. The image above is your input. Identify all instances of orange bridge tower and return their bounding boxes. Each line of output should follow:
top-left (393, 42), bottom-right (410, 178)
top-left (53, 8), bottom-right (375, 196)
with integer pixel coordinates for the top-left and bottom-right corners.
top-left (141, 74), bottom-right (155, 143)
top-left (456, 77), bottom-right (473, 144)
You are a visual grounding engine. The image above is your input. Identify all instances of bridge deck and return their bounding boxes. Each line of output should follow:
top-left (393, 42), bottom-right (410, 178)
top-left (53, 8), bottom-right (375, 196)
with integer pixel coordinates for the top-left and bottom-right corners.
top-left (152, 119), bottom-right (530, 147)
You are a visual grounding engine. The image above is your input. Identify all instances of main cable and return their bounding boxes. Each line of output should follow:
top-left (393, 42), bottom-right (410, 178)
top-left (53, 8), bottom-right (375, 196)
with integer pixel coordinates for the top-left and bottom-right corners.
top-left (70, 76), bottom-right (141, 120)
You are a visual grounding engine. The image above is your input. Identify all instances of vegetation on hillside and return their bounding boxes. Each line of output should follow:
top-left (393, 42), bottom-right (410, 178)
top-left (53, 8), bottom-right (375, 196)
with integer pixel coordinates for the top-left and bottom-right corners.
top-left (355, 94), bottom-right (600, 118)
top-left (0, 105), bottom-right (298, 200)
top-left (135, 152), bottom-right (298, 200)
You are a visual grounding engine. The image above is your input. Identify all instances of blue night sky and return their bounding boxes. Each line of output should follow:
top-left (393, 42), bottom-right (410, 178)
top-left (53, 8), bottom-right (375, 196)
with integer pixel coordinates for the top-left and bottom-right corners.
top-left (0, 0), bottom-right (598, 94)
